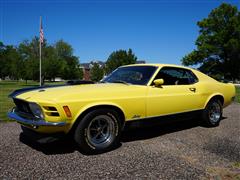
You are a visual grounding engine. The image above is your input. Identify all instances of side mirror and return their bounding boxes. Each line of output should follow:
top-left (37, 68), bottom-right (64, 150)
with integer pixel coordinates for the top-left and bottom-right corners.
top-left (153, 79), bottom-right (164, 86)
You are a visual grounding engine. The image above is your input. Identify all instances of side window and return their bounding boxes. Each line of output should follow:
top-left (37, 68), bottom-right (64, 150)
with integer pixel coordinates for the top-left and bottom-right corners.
top-left (153, 67), bottom-right (198, 85)
top-left (181, 70), bottom-right (198, 84)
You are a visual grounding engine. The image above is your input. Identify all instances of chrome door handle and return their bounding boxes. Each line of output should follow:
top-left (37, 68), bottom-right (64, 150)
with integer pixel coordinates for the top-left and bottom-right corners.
top-left (189, 87), bottom-right (196, 92)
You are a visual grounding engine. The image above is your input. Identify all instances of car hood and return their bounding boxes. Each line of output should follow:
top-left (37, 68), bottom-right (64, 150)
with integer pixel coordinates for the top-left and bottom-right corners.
top-left (14, 83), bottom-right (146, 103)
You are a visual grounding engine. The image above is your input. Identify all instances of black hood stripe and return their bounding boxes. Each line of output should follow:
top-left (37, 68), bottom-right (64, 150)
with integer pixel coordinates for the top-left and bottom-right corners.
top-left (8, 80), bottom-right (95, 98)
top-left (8, 85), bottom-right (67, 98)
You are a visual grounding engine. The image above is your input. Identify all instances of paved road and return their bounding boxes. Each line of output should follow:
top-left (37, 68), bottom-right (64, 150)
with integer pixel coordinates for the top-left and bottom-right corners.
top-left (0, 103), bottom-right (240, 179)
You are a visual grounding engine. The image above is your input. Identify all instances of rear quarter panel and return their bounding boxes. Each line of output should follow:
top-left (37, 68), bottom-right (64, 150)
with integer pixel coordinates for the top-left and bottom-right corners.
top-left (193, 70), bottom-right (235, 108)
top-left (206, 82), bottom-right (235, 108)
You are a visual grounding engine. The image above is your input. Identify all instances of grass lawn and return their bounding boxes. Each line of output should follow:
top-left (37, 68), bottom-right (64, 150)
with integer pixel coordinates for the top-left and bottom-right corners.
top-left (0, 81), bottom-right (239, 121)
top-left (0, 81), bottom-right (64, 121)
top-left (236, 86), bottom-right (240, 103)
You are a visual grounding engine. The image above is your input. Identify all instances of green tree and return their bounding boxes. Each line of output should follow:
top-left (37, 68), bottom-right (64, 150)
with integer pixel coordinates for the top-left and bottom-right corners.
top-left (0, 42), bottom-right (7, 79)
top-left (43, 45), bottom-right (65, 81)
top-left (90, 63), bottom-right (104, 82)
top-left (0, 42), bottom-right (22, 80)
top-left (55, 39), bottom-right (73, 58)
top-left (55, 40), bottom-right (83, 80)
top-left (17, 38), bottom-right (83, 83)
top-left (18, 38), bottom-right (42, 82)
top-left (1, 38), bottom-right (83, 82)
top-left (105, 48), bottom-right (137, 74)
top-left (5, 45), bottom-right (22, 80)
top-left (182, 3), bottom-right (240, 80)
top-left (61, 56), bottom-right (83, 80)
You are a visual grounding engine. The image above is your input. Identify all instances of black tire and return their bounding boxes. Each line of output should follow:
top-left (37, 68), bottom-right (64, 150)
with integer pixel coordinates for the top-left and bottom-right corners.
top-left (74, 108), bottom-right (122, 154)
top-left (202, 99), bottom-right (222, 127)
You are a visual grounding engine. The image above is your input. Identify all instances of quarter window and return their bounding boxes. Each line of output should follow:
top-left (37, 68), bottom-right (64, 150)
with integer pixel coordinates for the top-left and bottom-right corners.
top-left (153, 67), bottom-right (198, 85)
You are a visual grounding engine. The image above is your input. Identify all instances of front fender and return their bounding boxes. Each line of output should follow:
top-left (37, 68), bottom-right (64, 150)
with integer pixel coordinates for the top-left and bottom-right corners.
top-left (69, 102), bottom-right (126, 129)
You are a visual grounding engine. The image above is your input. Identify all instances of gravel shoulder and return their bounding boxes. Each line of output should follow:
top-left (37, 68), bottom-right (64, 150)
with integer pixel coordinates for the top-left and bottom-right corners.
top-left (0, 103), bottom-right (239, 179)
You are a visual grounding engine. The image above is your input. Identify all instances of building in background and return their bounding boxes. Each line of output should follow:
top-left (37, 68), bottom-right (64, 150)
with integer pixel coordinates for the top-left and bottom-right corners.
top-left (136, 60), bottom-right (146, 64)
top-left (80, 60), bottom-right (105, 80)
top-left (80, 60), bottom-right (146, 81)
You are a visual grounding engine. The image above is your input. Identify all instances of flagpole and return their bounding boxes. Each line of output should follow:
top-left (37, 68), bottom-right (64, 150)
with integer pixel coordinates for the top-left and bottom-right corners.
top-left (39, 16), bottom-right (42, 86)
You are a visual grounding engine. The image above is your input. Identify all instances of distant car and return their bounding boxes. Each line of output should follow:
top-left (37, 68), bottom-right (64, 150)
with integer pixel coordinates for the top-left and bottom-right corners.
top-left (8, 64), bottom-right (236, 153)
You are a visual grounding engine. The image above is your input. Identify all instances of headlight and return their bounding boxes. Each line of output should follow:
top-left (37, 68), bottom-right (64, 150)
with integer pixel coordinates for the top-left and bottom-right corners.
top-left (29, 103), bottom-right (44, 119)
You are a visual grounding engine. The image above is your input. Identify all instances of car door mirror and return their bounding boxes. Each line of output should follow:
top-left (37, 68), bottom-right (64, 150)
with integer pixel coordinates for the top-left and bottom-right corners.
top-left (153, 79), bottom-right (164, 87)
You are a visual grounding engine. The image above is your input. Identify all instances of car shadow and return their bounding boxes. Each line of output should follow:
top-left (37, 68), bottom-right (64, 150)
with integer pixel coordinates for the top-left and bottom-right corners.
top-left (19, 132), bottom-right (122, 155)
top-left (19, 116), bottom-right (227, 155)
top-left (121, 116), bottom-right (227, 142)
top-left (121, 118), bottom-right (200, 142)
top-left (19, 133), bottom-right (77, 155)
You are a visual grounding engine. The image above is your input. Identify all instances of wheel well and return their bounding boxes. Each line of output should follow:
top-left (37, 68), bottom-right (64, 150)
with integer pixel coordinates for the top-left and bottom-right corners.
top-left (209, 95), bottom-right (224, 105)
top-left (69, 105), bottom-right (125, 134)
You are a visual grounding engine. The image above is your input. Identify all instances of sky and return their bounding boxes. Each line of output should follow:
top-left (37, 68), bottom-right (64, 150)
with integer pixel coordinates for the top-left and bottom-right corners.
top-left (0, 0), bottom-right (239, 64)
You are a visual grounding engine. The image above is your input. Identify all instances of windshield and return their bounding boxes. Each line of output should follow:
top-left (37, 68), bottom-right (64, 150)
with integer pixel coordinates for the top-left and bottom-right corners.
top-left (102, 66), bottom-right (158, 85)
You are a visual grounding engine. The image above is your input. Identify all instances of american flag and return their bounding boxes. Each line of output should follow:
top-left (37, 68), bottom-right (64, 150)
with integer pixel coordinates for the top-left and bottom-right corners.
top-left (40, 17), bottom-right (44, 44)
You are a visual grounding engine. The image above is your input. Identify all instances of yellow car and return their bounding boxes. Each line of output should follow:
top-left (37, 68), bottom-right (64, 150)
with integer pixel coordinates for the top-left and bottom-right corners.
top-left (8, 64), bottom-right (236, 153)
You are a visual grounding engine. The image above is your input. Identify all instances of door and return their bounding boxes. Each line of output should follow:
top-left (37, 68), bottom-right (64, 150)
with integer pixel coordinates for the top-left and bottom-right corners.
top-left (146, 67), bottom-right (202, 117)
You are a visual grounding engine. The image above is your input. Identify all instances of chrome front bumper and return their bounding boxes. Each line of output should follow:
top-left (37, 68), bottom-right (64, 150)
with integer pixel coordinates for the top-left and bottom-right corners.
top-left (8, 110), bottom-right (66, 127)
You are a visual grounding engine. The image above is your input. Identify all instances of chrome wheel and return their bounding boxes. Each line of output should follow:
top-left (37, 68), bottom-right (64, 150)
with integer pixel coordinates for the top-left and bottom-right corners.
top-left (208, 102), bottom-right (221, 123)
top-left (86, 115), bottom-right (115, 148)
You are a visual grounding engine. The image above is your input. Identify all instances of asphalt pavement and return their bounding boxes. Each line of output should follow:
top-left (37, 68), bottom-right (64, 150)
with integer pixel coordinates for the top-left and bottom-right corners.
top-left (0, 103), bottom-right (239, 179)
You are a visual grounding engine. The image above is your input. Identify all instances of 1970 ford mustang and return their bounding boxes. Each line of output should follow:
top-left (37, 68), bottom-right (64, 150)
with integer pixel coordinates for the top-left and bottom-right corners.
top-left (8, 64), bottom-right (236, 153)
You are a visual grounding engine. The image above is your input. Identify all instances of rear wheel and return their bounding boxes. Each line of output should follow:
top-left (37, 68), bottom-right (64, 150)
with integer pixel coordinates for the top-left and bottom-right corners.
top-left (202, 99), bottom-right (222, 127)
top-left (74, 108), bottom-right (121, 154)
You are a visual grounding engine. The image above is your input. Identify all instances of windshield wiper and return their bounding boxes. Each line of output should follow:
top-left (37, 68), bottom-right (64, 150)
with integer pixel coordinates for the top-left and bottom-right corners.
top-left (111, 80), bottom-right (130, 85)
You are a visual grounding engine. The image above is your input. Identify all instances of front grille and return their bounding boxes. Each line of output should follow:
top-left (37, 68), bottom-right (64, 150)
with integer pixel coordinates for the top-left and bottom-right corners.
top-left (13, 98), bottom-right (34, 117)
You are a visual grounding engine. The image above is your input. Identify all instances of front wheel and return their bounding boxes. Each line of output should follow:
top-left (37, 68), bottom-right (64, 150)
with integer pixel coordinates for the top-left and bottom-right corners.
top-left (74, 109), bottom-right (121, 154)
top-left (202, 99), bottom-right (222, 127)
